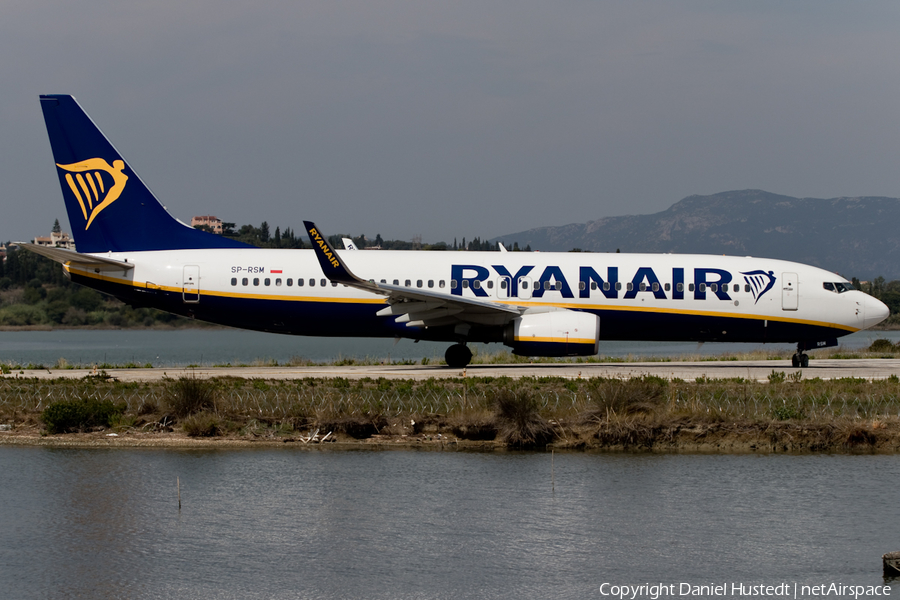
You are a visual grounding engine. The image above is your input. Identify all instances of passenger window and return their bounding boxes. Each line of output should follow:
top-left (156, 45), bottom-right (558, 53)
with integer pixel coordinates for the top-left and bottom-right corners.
top-left (710, 283), bottom-right (717, 292)
top-left (331, 281), bottom-right (337, 287)
top-left (500, 280), bottom-right (508, 290)
top-left (590, 282), bottom-right (597, 290)
top-left (310, 279), bottom-right (315, 287)
top-left (231, 278), bottom-right (237, 286)
top-left (287, 278), bottom-right (293, 286)
top-left (451, 280), bottom-right (457, 289)
top-left (487, 281), bottom-right (493, 289)
top-left (627, 282), bottom-right (634, 291)
top-left (615, 282), bottom-right (622, 291)
top-left (440, 280), bottom-right (446, 288)
top-left (321, 279), bottom-right (327, 287)
top-left (253, 278), bottom-right (260, 286)
top-left (744, 284), bottom-right (750, 292)
top-left (275, 278), bottom-right (282, 286)
top-left (664, 283), bottom-right (670, 292)
top-left (393, 279), bottom-right (399, 286)
top-left (242, 278), bottom-right (248, 286)
top-left (428, 280), bottom-right (434, 288)
top-left (555, 282), bottom-right (562, 290)
top-left (652, 282), bottom-right (659, 292)
top-left (264, 278), bottom-right (271, 286)
top-left (580, 282), bottom-right (586, 291)
top-left (417, 280), bottom-right (423, 288)
top-left (405, 279), bottom-right (411, 287)
top-left (677, 283), bottom-right (683, 292)
top-left (603, 282), bottom-right (610, 291)
top-left (699, 283), bottom-right (706, 292)
top-left (521, 281), bottom-right (529, 289)
top-left (462, 280), bottom-right (469, 289)
top-left (473, 280), bottom-right (481, 289)
top-left (689, 283), bottom-right (695, 292)
top-left (639, 283), bottom-right (646, 292)
top-left (544, 281), bottom-right (551, 290)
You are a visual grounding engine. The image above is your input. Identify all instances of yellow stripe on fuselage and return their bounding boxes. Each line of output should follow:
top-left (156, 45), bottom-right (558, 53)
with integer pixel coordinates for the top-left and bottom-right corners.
top-left (514, 336), bottom-right (596, 344)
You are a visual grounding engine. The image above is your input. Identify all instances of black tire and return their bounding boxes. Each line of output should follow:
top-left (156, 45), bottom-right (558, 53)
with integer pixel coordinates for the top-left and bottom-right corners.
top-left (791, 354), bottom-right (800, 368)
top-left (800, 354), bottom-right (809, 368)
top-left (445, 344), bottom-right (473, 368)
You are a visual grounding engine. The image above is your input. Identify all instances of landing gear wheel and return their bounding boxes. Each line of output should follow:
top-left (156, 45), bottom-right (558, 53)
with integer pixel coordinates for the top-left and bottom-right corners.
top-left (792, 352), bottom-right (809, 368)
top-left (445, 344), bottom-right (472, 368)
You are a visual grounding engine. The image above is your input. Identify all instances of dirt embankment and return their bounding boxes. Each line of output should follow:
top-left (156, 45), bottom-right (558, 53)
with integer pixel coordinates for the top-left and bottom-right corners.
top-left (2, 416), bottom-right (898, 454)
top-left (3, 374), bottom-right (900, 453)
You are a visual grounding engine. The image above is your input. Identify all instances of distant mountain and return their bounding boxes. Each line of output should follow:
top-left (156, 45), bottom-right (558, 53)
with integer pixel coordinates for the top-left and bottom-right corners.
top-left (492, 190), bottom-right (900, 280)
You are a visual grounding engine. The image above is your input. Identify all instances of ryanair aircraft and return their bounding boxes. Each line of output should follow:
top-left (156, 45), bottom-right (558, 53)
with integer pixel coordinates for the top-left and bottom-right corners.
top-left (26, 95), bottom-right (889, 368)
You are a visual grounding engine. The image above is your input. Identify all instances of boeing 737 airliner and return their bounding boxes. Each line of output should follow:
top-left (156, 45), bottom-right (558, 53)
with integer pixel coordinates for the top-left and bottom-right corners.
top-left (25, 95), bottom-right (889, 368)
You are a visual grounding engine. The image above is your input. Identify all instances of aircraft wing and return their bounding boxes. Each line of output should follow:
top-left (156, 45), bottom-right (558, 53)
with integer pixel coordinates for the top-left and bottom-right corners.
top-left (17, 243), bottom-right (134, 271)
top-left (304, 222), bottom-right (521, 328)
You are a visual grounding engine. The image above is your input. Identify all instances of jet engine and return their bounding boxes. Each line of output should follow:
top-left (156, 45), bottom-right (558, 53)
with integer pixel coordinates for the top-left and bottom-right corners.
top-left (503, 310), bottom-right (599, 357)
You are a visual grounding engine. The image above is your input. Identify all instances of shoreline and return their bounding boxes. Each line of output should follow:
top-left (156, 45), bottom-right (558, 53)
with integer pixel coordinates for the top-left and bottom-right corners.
top-left (2, 418), bottom-right (898, 453)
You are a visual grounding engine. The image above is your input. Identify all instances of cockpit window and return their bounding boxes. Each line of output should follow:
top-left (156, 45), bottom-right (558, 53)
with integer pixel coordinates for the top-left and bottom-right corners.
top-left (824, 281), bottom-right (855, 293)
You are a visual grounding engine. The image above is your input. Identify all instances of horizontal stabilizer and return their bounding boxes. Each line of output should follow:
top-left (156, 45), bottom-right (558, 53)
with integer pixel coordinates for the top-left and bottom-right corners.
top-left (17, 243), bottom-right (134, 271)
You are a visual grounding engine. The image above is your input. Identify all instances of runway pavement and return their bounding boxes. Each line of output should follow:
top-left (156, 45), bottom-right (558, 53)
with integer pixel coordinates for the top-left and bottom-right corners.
top-left (4, 359), bottom-right (900, 382)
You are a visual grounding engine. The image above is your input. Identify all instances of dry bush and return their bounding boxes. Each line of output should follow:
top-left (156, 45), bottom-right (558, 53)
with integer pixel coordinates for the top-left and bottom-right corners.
top-left (167, 374), bottom-right (218, 418)
top-left (182, 412), bottom-right (224, 437)
top-left (583, 376), bottom-right (668, 422)
top-left (493, 388), bottom-right (555, 448)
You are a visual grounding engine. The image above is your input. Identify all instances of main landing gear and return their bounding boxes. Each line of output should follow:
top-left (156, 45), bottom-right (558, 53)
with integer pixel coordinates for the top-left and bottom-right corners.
top-left (445, 343), bottom-right (472, 369)
top-left (791, 345), bottom-right (809, 369)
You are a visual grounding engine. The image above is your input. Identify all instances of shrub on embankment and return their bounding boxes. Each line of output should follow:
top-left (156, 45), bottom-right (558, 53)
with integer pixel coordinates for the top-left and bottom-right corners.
top-left (40, 398), bottom-right (126, 434)
top-left (2, 373), bottom-right (900, 451)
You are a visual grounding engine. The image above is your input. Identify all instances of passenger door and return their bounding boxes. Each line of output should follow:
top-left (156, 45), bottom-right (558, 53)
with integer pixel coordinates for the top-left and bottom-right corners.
top-left (183, 265), bottom-right (200, 303)
top-left (781, 272), bottom-right (798, 311)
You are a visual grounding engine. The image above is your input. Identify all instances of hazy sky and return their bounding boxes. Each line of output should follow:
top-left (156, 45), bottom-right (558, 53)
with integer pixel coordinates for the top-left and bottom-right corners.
top-left (3, 0), bottom-right (899, 245)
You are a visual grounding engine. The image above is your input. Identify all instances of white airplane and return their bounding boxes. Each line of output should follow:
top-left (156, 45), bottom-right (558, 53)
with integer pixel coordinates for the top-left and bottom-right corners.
top-left (25, 95), bottom-right (889, 369)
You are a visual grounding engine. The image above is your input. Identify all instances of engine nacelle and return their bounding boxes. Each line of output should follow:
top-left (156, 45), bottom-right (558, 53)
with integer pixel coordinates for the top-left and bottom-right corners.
top-left (503, 310), bottom-right (599, 357)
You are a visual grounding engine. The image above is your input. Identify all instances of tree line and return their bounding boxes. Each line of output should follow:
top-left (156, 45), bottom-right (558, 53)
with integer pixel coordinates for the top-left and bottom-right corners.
top-left (207, 220), bottom-right (531, 252)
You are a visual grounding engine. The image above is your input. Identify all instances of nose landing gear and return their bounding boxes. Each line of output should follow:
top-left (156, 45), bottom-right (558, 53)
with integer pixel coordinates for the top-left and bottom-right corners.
top-left (791, 345), bottom-right (809, 368)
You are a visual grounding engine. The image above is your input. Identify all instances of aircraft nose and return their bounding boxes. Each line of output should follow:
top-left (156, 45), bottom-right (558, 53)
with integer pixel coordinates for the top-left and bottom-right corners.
top-left (862, 294), bottom-right (890, 330)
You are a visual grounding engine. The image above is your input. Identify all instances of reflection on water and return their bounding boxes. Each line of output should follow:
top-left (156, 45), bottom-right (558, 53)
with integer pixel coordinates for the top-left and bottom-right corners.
top-left (1, 448), bottom-right (898, 599)
top-left (0, 328), bottom-right (896, 367)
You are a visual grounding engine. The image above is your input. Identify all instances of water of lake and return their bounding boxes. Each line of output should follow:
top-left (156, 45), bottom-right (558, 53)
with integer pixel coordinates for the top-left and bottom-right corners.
top-left (0, 328), bottom-right (896, 368)
top-left (1, 448), bottom-right (897, 599)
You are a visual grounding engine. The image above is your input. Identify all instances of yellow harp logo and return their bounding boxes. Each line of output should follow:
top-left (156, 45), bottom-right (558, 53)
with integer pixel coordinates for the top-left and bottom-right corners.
top-left (56, 158), bottom-right (129, 230)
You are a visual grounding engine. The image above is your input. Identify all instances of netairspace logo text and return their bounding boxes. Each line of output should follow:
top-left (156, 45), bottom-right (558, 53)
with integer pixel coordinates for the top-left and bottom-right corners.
top-left (599, 582), bottom-right (892, 600)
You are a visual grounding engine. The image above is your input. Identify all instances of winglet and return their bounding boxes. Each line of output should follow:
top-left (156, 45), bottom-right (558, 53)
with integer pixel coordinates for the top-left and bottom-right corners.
top-left (303, 221), bottom-right (362, 284)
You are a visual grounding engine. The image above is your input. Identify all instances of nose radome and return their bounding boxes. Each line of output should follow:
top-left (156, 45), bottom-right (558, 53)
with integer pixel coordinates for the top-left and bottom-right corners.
top-left (863, 295), bottom-right (890, 329)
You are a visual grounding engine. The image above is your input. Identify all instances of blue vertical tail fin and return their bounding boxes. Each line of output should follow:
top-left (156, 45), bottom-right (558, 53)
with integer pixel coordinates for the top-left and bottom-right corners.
top-left (39, 95), bottom-right (252, 253)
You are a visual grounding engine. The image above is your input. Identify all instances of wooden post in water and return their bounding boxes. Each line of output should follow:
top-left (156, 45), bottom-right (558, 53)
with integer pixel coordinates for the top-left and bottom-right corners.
top-left (177, 476), bottom-right (181, 511)
top-left (551, 449), bottom-right (555, 494)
